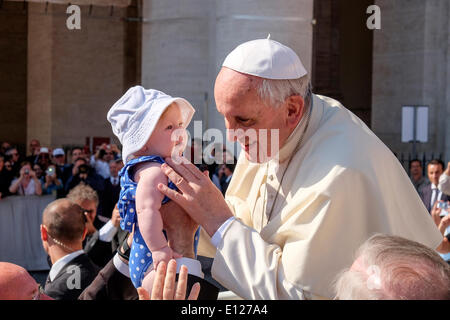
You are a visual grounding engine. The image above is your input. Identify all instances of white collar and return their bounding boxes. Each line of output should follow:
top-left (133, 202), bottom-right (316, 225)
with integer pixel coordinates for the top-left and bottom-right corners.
top-left (49, 250), bottom-right (84, 281)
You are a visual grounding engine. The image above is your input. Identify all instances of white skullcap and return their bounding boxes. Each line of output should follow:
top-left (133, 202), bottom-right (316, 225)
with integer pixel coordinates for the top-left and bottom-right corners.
top-left (222, 36), bottom-right (307, 80)
top-left (107, 86), bottom-right (195, 164)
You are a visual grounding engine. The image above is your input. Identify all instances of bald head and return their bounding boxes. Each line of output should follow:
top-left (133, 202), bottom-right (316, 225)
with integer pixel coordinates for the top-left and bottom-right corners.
top-left (42, 199), bottom-right (86, 244)
top-left (0, 262), bottom-right (41, 300)
top-left (334, 234), bottom-right (450, 300)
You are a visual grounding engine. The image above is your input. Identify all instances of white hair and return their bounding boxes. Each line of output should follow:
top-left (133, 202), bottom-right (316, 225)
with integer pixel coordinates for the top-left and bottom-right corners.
top-left (256, 74), bottom-right (312, 108)
top-left (334, 234), bottom-right (450, 300)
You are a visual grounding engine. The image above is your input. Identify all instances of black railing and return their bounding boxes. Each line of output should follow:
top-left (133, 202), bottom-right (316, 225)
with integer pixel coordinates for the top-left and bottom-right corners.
top-left (396, 152), bottom-right (444, 176)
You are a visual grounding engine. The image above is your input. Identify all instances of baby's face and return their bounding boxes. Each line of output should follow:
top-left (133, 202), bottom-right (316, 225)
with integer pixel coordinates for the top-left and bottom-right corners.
top-left (145, 103), bottom-right (187, 159)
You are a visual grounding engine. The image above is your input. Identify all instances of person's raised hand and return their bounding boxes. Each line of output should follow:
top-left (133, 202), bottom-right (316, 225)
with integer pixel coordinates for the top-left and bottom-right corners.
top-left (444, 162), bottom-right (450, 176)
top-left (29, 169), bottom-right (37, 180)
top-left (111, 204), bottom-right (121, 228)
top-left (438, 214), bottom-right (450, 236)
top-left (431, 201), bottom-right (443, 227)
top-left (83, 209), bottom-right (97, 235)
top-left (157, 156), bottom-right (233, 237)
top-left (137, 259), bottom-right (200, 300)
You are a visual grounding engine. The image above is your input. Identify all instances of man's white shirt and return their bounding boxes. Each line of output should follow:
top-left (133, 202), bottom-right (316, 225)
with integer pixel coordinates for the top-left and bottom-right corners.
top-left (49, 250), bottom-right (84, 281)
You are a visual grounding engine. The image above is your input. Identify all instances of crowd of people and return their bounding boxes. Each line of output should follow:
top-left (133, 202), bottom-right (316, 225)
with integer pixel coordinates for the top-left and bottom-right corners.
top-left (0, 139), bottom-right (236, 201)
top-left (409, 159), bottom-right (450, 262)
top-left (0, 137), bottom-right (236, 301)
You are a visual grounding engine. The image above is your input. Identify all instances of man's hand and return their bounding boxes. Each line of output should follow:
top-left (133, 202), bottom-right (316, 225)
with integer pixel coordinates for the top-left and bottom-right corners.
top-left (157, 157), bottom-right (233, 237)
top-left (160, 201), bottom-right (198, 259)
top-left (110, 144), bottom-right (120, 155)
top-left (84, 210), bottom-right (97, 235)
top-left (72, 163), bottom-right (80, 176)
top-left (111, 204), bottom-right (121, 228)
top-left (431, 202), bottom-right (443, 227)
top-left (444, 162), bottom-right (450, 176)
top-left (29, 169), bottom-right (38, 180)
top-left (436, 237), bottom-right (450, 254)
top-left (438, 215), bottom-right (450, 236)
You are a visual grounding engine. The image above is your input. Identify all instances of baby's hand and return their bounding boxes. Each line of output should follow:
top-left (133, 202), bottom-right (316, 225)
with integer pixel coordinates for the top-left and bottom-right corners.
top-left (152, 245), bottom-right (182, 270)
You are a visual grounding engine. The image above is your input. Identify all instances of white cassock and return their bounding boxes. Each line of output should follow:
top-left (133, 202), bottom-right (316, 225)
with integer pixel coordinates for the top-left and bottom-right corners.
top-left (198, 93), bottom-right (442, 299)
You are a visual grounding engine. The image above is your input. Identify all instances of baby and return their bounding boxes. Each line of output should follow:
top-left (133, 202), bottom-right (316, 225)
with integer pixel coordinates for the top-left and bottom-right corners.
top-left (107, 86), bottom-right (199, 292)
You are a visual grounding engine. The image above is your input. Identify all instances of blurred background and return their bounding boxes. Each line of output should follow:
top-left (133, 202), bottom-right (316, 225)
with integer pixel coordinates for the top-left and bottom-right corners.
top-left (0, 0), bottom-right (449, 169)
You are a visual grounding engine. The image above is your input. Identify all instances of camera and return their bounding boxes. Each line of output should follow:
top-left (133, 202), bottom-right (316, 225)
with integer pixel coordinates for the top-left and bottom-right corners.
top-left (437, 201), bottom-right (449, 217)
top-left (46, 167), bottom-right (55, 176)
top-left (24, 169), bottom-right (29, 175)
top-left (437, 202), bottom-right (448, 210)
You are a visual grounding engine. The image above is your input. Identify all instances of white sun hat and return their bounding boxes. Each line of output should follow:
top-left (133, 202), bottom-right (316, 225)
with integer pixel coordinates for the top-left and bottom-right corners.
top-left (107, 86), bottom-right (195, 163)
top-left (222, 36), bottom-right (307, 79)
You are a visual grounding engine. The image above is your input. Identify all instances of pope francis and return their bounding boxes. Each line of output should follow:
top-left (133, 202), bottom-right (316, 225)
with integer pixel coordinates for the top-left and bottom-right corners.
top-left (157, 38), bottom-right (444, 299)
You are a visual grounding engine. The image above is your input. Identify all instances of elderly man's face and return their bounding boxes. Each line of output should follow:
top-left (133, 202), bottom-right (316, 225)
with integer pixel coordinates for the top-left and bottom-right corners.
top-left (214, 68), bottom-right (296, 163)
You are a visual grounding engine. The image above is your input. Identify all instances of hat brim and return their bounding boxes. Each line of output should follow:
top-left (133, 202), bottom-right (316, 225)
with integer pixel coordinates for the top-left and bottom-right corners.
top-left (122, 97), bottom-right (195, 163)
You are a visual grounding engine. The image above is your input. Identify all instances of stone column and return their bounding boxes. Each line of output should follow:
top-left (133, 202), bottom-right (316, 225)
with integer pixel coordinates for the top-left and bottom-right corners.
top-left (140, 0), bottom-right (211, 131)
top-left (0, 1), bottom-right (28, 150)
top-left (27, 2), bottom-right (127, 149)
top-left (211, 0), bottom-right (314, 134)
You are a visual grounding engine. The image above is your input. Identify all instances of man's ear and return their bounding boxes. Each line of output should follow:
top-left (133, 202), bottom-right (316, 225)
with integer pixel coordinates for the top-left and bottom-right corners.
top-left (285, 95), bottom-right (305, 128)
top-left (81, 227), bottom-right (88, 242)
top-left (40, 224), bottom-right (48, 241)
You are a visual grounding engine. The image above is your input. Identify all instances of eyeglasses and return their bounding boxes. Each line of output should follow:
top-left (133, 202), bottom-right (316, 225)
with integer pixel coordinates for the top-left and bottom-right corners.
top-left (32, 284), bottom-right (45, 300)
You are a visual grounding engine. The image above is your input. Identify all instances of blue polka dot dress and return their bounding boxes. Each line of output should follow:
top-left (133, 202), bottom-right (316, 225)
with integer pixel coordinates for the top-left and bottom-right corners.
top-left (117, 155), bottom-right (200, 288)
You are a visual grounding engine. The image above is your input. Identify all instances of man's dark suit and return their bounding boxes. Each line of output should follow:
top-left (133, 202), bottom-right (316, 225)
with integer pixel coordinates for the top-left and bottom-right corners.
top-left (98, 176), bottom-right (121, 219)
top-left (84, 230), bottom-right (116, 269)
top-left (44, 253), bottom-right (100, 300)
top-left (418, 182), bottom-right (450, 212)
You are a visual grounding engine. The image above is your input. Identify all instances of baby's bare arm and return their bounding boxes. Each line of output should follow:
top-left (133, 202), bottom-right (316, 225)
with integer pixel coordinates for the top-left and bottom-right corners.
top-left (134, 163), bottom-right (171, 254)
